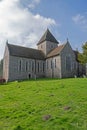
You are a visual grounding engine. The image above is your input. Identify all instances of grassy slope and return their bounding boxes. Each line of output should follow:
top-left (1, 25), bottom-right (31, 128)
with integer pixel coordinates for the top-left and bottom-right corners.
top-left (0, 78), bottom-right (87, 130)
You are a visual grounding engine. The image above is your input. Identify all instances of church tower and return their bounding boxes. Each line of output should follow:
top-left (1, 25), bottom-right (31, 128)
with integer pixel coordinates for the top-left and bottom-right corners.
top-left (37, 29), bottom-right (59, 55)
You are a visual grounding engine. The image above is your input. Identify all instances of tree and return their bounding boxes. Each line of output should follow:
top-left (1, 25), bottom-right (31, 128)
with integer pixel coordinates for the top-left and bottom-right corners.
top-left (78, 42), bottom-right (87, 64)
top-left (82, 42), bottom-right (87, 62)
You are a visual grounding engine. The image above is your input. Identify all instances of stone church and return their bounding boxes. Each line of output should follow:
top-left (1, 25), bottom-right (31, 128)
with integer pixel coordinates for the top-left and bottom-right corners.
top-left (3, 29), bottom-right (79, 81)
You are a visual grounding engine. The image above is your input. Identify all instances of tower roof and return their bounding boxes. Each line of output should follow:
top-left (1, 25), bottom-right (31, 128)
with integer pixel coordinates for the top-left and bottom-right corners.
top-left (37, 29), bottom-right (59, 45)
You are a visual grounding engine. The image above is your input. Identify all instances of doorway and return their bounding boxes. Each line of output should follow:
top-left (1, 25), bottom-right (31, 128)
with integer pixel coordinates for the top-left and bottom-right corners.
top-left (28, 73), bottom-right (31, 79)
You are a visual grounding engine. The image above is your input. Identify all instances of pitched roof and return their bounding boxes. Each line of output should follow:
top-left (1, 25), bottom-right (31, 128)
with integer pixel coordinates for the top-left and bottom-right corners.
top-left (47, 44), bottom-right (66, 58)
top-left (7, 43), bottom-right (45, 60)
top-left (37, 29), bottom-right (59, 45)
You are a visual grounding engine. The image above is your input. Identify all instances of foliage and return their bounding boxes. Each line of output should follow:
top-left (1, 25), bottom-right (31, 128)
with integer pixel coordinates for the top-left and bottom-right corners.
top-left (78, 52), bottom-right (85, 64)
top-left (0, 78), bottom-right (6, 84)
top-left (0, 78), bottom-right (87, 130)
top-left (82, 42), bottom-right (87, 63)
top-left (78, 42), bottom-right (87, 64)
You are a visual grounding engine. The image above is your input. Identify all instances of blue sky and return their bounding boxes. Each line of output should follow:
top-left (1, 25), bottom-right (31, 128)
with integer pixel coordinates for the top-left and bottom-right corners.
top-left (32, 0), bottom-right (87, 49)
top-left (0, 0), bottom-right (87, 60)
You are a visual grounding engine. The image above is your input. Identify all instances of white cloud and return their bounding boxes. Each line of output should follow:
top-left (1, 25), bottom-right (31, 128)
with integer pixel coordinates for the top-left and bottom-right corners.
top-left (72, 13), bottom-right (87, 30)
top-left (0, 0), bottom-right (56, 60)
top-left (28, 0), bottom-right (40, 9)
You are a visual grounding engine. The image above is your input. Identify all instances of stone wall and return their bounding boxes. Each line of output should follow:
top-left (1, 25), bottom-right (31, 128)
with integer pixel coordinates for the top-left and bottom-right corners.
top-left (37, 41), bottom-right (58, 55)
top-left (37, 41), bottom-right (47, 55)
top-left (8, 56), bottom-right (45, 81)
top-left (46, 41), bottom-right (58, 55)
top-left (3, 41), bottom-right (82, 81)
top-left (3, 45), bottom-right (9, 82)
top-left (61, 43), bottom-right (78, 78)
top-left (46, 55), bottom-right (61, 78)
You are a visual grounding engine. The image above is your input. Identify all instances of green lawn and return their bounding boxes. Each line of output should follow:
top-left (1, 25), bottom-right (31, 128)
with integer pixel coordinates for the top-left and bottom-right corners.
top-left (0, 78), bottom-right (87, 130)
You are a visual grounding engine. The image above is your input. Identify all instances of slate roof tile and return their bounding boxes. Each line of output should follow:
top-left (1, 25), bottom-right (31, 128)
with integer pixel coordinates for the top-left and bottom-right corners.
top-left (47, 44), bottom-right (66, 58)
top-left (7, 43), bottom-right (45, 60)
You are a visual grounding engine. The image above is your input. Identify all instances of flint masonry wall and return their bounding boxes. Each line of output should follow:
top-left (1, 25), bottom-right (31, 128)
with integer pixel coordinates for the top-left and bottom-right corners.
top-left (46, 55), bottom-right (61, 78)
top-left (8, 56), bottom-right (45, 81)
top-left (3, 45), bottom-right (9, 82)
top-left (61, 43), bottom-right (78, 78)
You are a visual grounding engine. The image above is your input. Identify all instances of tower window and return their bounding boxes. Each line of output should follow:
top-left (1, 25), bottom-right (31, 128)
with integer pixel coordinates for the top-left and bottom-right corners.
top-left (41, 45), bottom-right (43, 48)
top-left (51, 45), bottom-right (53, 48)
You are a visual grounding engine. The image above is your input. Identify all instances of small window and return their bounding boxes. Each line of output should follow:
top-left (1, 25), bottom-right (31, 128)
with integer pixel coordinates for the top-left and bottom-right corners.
top-left (38, 62), bottom-right (39, 72)
top-left (47, 60), bottom-right (48, 69)
top-left (51, 60), bottom-right (52, 69)
top-left (43, 63), bottom-right (45, 72)
top-left (55, 59), bottom-right (56, 68)
top-left (41, 45), bottom-right (43, 48)
top-left (19, 60), bottom-right (22, 72)
top-left (51, 45), bottom-right (53, 48)
top-left (32, 61), bottom-right (34, 72)
top-left (28, 61), bottom-right (31, 71)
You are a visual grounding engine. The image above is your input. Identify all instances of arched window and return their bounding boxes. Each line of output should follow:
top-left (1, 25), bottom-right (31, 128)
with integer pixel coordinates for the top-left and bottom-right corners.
top-left (25, 61), bottom-right (28, 72)
top-left (19, 60), bottom-right (22, 72)
top-left (38, 62), bottom-right (39, 72)
top-left (28, 61), bottom-right (31, 71)
top-left (55, 59), bottom-right (56, 68)
top-left (43, 62), bottom-right (45, 72)
top-left (32, 61), bottom-right (34, 72)
top-left (66, 56), bottom-right (72, 71)
top-left (51, 60), bottom-right (52, 69)
top-left (47, 60), bottom-right (48, 69)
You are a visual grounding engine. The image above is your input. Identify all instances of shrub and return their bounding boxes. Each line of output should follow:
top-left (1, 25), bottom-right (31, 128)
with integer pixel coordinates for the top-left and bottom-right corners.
top-left (0, 78), bottom-right (6, 84)
top-left (13, 125), bottom-right (23, 130)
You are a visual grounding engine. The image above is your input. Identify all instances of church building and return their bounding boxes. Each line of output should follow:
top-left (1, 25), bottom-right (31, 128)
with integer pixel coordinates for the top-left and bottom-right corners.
top-left (3, 29), bottom-right (79, 81)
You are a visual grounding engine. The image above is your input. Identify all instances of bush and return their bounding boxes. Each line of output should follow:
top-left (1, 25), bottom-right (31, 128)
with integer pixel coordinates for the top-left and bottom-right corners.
top-left (0, 78), bottom-right (6, 84)
top-left (13, 125), bottom-right (23, 130)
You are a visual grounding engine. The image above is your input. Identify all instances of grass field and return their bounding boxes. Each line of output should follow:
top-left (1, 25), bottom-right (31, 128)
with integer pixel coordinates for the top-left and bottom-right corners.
top-left (0, 78), bottom-right (87, 130)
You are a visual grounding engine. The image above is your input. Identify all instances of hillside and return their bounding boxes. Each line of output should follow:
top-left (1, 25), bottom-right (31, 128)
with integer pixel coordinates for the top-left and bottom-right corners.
top-left (0, 78), bottom-right (87, 130)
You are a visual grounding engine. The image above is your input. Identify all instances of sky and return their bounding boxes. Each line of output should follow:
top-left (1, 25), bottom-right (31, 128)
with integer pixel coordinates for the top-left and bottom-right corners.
top-left (0, 0), bottom-right (87, 60)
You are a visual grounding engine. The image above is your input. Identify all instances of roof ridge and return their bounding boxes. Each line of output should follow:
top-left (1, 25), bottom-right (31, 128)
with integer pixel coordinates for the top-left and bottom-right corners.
top-left (37, 29), bottom-right (59, 45)
top-left (7, 43), bottom-right (40, 52)
top-left (7, 43), bottom-right (45, 60)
